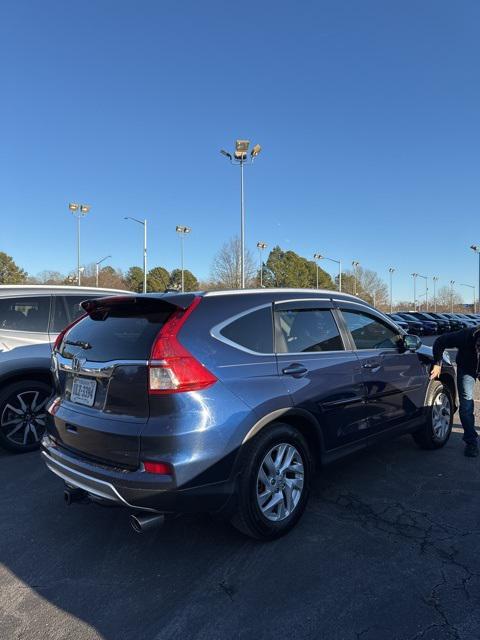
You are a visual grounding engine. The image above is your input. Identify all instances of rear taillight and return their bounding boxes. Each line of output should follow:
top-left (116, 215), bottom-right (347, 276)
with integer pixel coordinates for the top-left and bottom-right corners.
top-left (148, 296), bottom-right (217, 394)
top-left (53, 314), bottom-right (86, 352)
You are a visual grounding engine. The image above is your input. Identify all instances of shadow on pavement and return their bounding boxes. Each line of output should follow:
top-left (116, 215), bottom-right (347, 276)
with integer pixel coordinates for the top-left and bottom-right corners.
top-left (1, 424), bottom-right (480, 640)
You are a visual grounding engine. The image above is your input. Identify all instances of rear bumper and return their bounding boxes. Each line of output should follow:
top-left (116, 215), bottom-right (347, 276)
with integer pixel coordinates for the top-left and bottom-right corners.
top-left (41, 436), bottom-right (236, 514)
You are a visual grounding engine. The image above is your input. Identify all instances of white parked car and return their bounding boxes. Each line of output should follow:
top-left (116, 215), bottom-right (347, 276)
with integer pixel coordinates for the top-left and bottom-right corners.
top-left (0, 285), bottom-right (132, 452)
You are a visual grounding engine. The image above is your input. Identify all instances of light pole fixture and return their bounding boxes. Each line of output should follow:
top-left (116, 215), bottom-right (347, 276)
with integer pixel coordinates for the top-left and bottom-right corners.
top-left (411, 273), bottom-right (419, 310)
top-left (470, 245), bottom-right (480, 313)
top-left (257, 242), bottom-right (267, 288)
top-left (352, 261), bottom-right (360, 296)
top-left (459, 283), bottom-right (476, 314)
top-left (95, 255), bottom-right (111, 288)
top-left (221, 139), bottom-right (262, 289)
top-left (450, 280), bottom-right (455, 313)
top-left (432, 276), bottom-right (439, 312)
top-left (124, 217), bottom-right (147, 293)
top-left (317, 254), bottom-right (342, 292)
top-left (388, 268), bottom-right (395, 313)
top-left (176, 225), bottom-right (191, 292)
top-left (68, 202), bottom-right (91, 286)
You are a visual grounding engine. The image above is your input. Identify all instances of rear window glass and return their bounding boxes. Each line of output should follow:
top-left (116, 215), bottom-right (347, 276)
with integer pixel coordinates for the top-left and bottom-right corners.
top-left (61, 310), bottom-right (171, 361)
top-left (275, 308), bottom-right (344, 353)
top-left (0, 296), bottom-right (50, 332)
top-left (219, 306), bottom-right (273, 353)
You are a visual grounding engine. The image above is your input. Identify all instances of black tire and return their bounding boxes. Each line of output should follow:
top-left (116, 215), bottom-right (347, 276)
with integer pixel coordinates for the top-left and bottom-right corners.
top-left (412, 381), bottom-right (453, 450)
top-left (0, 380), bottom-right (52, 453)
top-left (230, 423), bottom-right (312, 540)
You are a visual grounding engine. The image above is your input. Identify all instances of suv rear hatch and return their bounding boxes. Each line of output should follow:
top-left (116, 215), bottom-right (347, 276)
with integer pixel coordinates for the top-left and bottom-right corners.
top-left (50, 294), bottom-right (196, 468)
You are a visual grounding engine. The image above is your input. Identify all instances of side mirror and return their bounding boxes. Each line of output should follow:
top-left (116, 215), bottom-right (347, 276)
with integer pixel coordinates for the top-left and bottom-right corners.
top-left (403, 334), bottom-right (422, 352)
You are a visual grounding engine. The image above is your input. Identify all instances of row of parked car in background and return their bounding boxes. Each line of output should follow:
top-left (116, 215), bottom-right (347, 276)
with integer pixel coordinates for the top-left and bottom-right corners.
top-left (388, 311), bottom-right (480, 335)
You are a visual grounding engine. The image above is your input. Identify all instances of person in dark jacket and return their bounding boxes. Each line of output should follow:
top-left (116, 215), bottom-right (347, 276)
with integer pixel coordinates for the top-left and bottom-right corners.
top-left (431, 326), bottom-right (480, 457)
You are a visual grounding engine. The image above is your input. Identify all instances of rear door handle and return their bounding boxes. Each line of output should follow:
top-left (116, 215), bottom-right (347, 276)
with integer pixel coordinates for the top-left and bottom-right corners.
top-left (362, 361), bottom-right (381, 370)
top-left (282, 364), bottom-right (308, 377)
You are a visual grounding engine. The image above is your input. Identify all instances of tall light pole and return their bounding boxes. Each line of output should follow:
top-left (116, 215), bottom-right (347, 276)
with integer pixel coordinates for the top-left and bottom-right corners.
top-left (68, 203), bottom-right (91, 286)
top-left (432, 276), bottom-right (439, 312)
top-left (411, 273), bottom-right (418, 310)
top-left (352, 261), bottom-right (360, 295)
top-left (459, 283), bottom-right (476, 314)
top-left (388, 267), bottom-right (395, 313)
top-left (95, 255), bottom-right (111, 288)
top-left (257, 242), bottom-right (267, 288)
top-left (124, 217), bottom-right (147, 293)
top-left (317, 254), bottom-right (342, 292)
top-left (417, 274), bottom-right (428, 311)
top-left (176, 225), bottom-right (191, 292)
top-left (313, 253), bottom-right (321, 289)
top-left (450, 280), bottom-right (455, 313)
top-left (470, 245), bottom-right (480, 312)
top-left (221, 140), bottom-right (262, 289)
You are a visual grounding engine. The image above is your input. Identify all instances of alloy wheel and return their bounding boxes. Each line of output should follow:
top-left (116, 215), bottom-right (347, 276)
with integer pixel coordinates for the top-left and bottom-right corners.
top-left (256, 443), bottom-right (305, 522)
top-left (0, 390), bottom-right (49, 446)
top-left (432, 391), bottom-right (451, 440)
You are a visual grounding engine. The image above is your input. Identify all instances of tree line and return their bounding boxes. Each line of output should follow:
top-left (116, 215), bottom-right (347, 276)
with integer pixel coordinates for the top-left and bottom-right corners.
top-left (0, 246), bottom-right (471, 313)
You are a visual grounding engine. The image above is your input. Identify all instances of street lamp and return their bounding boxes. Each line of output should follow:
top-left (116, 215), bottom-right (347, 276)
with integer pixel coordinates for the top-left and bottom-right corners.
top-left (459, 283), bottom-right (476, 314)
top-left (68, 202), bottom-right (91, 286)
top-left (411, 273), bottom-right (419, 310)
top-left (352, 261), bottom-right (360, 295)
top-left (257, 242), bottom-right (267, 288)
top-left (432, 276), bottom-right (439, 312)
top-left (317, 254), bottom-right (342, 292)
top-left (313, 253), bottom-right (321, 289)
top-left (417, 274), bottom-right (428, 311)
top-left (450, 280), bottom-right (455, 313)
top-left (124, 217), bottom-right (147, 293)
top-left (95, 255), bottom-right (111, 288)
top-left (176, 225), bottom-right (191, 292)
top-left (470, 245), bottom-right (480, 312)
top-left (220, 139), bottom-right (262, 289)
top-left (388, 268), bottom-right (395, 313)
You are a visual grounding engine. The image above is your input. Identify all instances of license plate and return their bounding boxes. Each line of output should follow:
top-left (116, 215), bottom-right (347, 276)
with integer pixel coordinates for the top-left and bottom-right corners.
top-left (71, 377), bottom-right (97, 407)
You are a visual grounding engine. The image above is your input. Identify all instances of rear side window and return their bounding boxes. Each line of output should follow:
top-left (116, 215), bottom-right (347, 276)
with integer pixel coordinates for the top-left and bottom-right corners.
top-left (0, 296), bottom-right (50, 332)
top-left (61, 310), bottom-right (172, 361)
top-left (342, 310), bottom-right (400, 350)
top-left (275, 308), bottom-right (344, 353)
top-left (219, 306), bottom-right (273, 353)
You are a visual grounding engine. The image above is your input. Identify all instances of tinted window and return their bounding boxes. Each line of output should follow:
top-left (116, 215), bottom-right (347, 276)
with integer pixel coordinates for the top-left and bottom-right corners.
top-left (61, 309), bottom-right (172, 361)
top-left (220, 306), bottom-right (273, 353)
top-left (275, 308), bottom-right (344, 353)
top-left (0, 296), bottom-right (50, 332)
top-left (342, 310), bottom-right (400, 350)
top-left (52, 295), bottom-right (101, 333)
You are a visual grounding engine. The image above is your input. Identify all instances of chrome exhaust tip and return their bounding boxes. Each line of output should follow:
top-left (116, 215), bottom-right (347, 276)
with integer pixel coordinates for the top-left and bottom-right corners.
top-left (130, 513), bottom-right (165, 534)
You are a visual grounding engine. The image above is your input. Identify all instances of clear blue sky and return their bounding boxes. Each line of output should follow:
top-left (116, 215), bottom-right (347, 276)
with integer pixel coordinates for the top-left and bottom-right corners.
top-left (1, 0), bottom-right (479, 301)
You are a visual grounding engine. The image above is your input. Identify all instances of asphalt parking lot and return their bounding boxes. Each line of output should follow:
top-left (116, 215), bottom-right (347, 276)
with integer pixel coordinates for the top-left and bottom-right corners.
top-left (1, 377), bottom-right (479, 640)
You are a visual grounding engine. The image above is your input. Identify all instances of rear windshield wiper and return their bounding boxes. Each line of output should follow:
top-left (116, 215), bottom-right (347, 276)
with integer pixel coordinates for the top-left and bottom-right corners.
top-left (64, 339), bottom-right (92, 350)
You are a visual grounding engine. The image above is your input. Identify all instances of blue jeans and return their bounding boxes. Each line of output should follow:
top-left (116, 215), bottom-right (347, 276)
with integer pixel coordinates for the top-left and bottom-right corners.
top-left (457, 369), bottom-right (478, 445)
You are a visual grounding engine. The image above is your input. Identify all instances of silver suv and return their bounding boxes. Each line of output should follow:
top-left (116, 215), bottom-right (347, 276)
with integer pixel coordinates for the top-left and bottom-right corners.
top-left (0, 285), bottom-right (131, 452)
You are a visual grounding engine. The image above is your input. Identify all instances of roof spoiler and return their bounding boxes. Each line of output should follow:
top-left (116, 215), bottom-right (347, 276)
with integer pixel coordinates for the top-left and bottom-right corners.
top-left (81, 293), bottom-right (197, 319)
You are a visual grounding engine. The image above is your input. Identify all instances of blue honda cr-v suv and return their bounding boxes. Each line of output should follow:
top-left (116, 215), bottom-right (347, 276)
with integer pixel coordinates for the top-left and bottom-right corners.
top-left (42, 289), bottom-right (456, 540)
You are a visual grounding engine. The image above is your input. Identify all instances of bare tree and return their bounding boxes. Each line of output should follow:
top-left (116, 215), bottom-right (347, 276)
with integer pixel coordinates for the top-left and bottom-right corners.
top-left (342, 266), bottom-right (388, 308)
top-left (435, 285), bottom-right (464, 312)
top-left (210, 237), bottom-right (256, 289)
